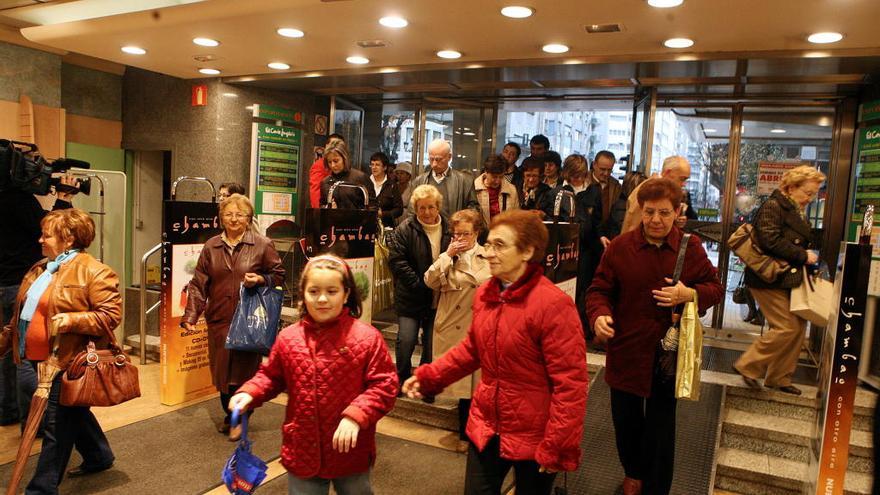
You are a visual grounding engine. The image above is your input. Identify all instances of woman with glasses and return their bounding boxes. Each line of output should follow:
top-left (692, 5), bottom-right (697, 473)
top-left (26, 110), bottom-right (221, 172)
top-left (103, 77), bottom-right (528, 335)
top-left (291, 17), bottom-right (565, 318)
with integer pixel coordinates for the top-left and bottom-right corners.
top-left (734, 165), bottom-right (826, 396)
top-left (423, 209), bottom-right (490, 400)
top-left (404, 210), bottom-right (588, 495)
top-left (182, 193), bottom-right (285, 439)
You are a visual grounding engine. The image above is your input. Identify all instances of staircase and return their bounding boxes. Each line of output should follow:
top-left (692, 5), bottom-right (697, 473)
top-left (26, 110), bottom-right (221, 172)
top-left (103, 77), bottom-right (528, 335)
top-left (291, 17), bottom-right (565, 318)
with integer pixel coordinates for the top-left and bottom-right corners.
top-left (714, 384), bottom-right (876, 495)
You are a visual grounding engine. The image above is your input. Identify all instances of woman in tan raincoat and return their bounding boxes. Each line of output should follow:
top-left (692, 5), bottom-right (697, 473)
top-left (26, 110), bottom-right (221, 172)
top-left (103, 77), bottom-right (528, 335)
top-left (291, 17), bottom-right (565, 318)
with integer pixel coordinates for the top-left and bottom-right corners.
top-left (423, 209), bottom-right (491, 399)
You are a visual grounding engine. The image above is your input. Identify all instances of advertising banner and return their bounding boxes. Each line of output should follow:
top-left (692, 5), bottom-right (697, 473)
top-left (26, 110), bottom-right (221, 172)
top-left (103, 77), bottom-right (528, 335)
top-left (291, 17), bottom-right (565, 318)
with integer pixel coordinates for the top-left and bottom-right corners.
top-left (849, 126), bottom-right (880, 240)
top-left (756, 161), bottom-right (801, 196)
top-left (543, 221), bottom-right (580, 301)
top-left (302, 208), bottom-right (378, 323)
top-left (807, 242), bottom-right (872, 495)
top-left (160, 201), bottom-right (222, 405)
top-left (249, 115), bottom-right (302, 237)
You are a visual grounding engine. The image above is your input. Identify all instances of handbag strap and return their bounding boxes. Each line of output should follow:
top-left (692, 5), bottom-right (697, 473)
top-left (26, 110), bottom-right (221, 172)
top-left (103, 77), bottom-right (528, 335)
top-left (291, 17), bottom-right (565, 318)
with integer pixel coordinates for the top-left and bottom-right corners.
top-left (672, 233), bottom-right (691, 285)
top-left (231, 407), bottom-right (250, 444)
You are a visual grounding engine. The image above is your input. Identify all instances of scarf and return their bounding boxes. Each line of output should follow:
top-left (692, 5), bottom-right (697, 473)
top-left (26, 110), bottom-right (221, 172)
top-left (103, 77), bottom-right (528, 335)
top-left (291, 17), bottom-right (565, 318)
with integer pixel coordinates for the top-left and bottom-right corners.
top-left (18, 249), bottom-right (79, 357)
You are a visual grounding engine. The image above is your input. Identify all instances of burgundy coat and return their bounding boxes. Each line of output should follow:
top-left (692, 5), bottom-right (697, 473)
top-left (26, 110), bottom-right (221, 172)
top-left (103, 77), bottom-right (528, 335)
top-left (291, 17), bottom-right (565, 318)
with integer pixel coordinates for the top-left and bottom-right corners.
top-left (587, 227), bottom-right (723, 397)
top-left (415, 263), bottom-right (589, 472)
top-left (183, 230), bottom-right (285, 389)
top-left (238, 311), bottom-right (398, 479)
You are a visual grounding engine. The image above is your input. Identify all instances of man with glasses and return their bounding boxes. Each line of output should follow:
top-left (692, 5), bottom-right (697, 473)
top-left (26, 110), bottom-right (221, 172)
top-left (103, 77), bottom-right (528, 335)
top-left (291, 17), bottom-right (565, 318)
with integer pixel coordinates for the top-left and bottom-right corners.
top-left (620, 156), bottom-right (691, 235)
top-left (409, 139), bottom-right (478, 218)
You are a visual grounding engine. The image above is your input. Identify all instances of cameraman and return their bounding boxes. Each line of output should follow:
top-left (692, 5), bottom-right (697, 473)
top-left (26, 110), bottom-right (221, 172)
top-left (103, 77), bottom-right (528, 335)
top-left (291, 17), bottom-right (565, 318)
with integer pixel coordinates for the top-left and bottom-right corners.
top-left (0, 175), bottom-right (79, 425)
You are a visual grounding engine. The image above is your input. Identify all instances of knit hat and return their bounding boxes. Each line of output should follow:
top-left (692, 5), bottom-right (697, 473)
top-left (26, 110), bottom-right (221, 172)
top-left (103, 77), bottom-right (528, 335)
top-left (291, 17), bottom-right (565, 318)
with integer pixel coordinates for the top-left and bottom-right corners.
top-left (396, 161), bottom-right (413, 175)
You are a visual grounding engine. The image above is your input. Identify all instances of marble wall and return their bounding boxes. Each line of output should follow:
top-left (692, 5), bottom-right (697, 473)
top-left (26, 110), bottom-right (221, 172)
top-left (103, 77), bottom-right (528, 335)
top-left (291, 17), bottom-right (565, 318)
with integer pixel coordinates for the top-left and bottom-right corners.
top-left (0, 42), bottom-right (61, 107)
top-left (122, 67), bottom-right (324, 202)
top-left (61, 62), bottom-right (122, 121)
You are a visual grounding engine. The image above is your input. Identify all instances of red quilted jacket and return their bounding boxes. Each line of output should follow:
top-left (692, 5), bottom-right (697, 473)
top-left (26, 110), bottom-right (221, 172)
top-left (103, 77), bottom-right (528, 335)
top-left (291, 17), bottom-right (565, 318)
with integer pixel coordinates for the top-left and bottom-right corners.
top-left (238, 310), bottom-right (398, 479)
top-left (415, 263), bottom-right (589, 472)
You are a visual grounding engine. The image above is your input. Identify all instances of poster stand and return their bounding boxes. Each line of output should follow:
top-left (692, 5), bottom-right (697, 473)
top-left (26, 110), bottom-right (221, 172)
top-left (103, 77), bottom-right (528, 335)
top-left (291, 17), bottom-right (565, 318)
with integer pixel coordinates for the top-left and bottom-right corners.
top-left (159, 177), bottom-right (220, 405)
top-left (543, 190), bottom-right (580, 300)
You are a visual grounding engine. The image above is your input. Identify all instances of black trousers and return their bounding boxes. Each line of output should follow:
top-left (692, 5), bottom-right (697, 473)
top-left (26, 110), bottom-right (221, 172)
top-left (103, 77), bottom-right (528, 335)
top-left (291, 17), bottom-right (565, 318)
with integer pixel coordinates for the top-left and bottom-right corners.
top-left (463, 435), bottom-right (556, 495)
top-left (609, 381), bottom-right (678, 495)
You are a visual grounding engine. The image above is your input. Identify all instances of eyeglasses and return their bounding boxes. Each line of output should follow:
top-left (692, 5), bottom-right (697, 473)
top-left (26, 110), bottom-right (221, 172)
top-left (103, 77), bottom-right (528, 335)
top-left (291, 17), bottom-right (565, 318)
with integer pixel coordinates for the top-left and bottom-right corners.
top-left (643, 209), bottom-right (675, 220)
top-left (483, 240), bottom-right (513, 252)
top-left (452, 231), bottom-right (474, 238)
top-left (222, 213), bottom-right (249, 220)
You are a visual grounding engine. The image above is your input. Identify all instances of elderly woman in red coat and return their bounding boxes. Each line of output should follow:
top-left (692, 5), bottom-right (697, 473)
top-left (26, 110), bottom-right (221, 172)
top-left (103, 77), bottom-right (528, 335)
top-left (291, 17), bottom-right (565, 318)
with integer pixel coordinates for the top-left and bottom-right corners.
top-left (587, 178), bottom-right (723, 495)
top-left (404, 210), bottom-right (589, 495)
top-left (182, 194), bottom-right (285, 438)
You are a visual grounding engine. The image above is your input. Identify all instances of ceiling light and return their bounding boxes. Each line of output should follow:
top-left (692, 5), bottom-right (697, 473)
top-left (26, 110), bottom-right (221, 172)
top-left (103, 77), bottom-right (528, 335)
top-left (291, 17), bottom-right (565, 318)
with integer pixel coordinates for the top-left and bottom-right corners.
top-left (770, 128), bottom-right (786, 134)
top-left (807, 32), bottom-right (843, 44)
top-left (647, 0), bottom-right (684, 7)
top-left (437, 50), bottom-right (462, 59)
top-left (222, 92), bottom-right (238, 98)
top-left (277, 27), bottom-right (304, 38)
top-left (268, 62), bottom-right (290, 70)
top-left (193, 37), bottom-right (219, 47)
top-left (199, 68), bottom-right (220, 75)
top-left (501, 6), bottom-right (534, 18)
top-left (121, 46), bottom-right (146, 55)
top-left (664, 37), bottom-right (694, 48)
top-left (542, 43), bottom-right (569, 54)
top-left (703, 128), bottom-right (717, 133)
top-left (379, 16), bottom-right (408, 28)
top-left (346, 56), bottom-right (370, 65)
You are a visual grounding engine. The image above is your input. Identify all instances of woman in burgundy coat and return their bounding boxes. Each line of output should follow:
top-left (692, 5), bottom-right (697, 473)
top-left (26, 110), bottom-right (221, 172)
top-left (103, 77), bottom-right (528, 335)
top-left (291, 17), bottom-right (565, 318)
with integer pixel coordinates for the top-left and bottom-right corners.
top-left (403, 210), bottom-right (588, 495)
top-left (587, 178), bottom-right (722, 495)
top-left (182, 194), bottom-right (285, 438)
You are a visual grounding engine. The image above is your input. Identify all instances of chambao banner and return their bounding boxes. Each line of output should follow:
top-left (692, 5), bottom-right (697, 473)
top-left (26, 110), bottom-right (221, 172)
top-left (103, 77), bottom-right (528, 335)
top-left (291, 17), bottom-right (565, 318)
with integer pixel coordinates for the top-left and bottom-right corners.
top-left (302, 208), bottom-right (378, 323)
top-left (543, 221), bottom-right (580, 301)
top-left (160, 201), bottom-right (222, 405)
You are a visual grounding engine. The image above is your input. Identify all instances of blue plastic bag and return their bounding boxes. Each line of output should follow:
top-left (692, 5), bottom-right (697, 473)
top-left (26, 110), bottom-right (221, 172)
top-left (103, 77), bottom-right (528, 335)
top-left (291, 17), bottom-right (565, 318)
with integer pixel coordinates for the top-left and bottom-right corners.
top-left (222, 408), bottom-right (268, 494)
top-left (226, 283), bottom-right (283, 355)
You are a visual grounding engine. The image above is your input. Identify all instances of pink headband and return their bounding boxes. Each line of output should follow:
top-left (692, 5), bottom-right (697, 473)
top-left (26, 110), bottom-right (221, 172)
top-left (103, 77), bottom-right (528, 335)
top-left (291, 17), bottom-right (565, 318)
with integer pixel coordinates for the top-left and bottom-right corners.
top-left (304, 254), bottom-right (351, 275)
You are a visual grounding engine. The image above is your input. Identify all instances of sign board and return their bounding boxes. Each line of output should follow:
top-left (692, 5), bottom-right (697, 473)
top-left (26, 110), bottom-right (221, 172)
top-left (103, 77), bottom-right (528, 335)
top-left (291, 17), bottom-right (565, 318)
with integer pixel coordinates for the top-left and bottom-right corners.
top-left (249, 122), bottom-right (302, 236)
top-left (756, 161), bottom-right (800, 196)
top-left (302, 208), bottom-right (378, 323)
top-left (858, 99), bottom-right (880, 123)
top-left (160, 200), bottom-right (221, 405)
top-left (191, 85), bottom-right (207, 107)
top-left (807, 242), bottom-right (872, 495)
top-left (543, 221), bottom-right (579, 301)
top-left (254, 104), bottom-right (302, 125)
top-left (315, 114), bottom-right (328, 136)
top-left (849, 126), bottom-right (880, 241)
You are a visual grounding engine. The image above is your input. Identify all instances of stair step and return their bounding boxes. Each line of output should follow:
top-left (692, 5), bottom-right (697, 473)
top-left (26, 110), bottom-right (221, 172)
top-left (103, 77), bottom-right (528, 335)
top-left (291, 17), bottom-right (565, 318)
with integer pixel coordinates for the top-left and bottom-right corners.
top-left (724, 386), bottom-right (875, 432)
top-left (125, 334), bottom-right (160, 360)
top-left (721, 409), bottom-right (873, 473)
top-left (387, 395), bottom-right (460, 432)
top-left (714, 447), bottom-right (872, 495)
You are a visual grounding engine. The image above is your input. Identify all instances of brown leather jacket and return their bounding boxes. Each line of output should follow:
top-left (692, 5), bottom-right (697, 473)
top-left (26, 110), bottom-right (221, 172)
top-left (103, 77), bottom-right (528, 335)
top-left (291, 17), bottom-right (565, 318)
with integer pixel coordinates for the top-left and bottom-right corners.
top-left (0, 252), bottom-right (122, 369)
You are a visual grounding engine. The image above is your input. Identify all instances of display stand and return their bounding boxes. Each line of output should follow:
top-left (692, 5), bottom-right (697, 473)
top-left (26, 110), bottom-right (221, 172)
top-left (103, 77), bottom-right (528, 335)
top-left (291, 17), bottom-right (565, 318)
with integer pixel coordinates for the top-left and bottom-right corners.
top-left (543, 190), bottom-right (580, 300)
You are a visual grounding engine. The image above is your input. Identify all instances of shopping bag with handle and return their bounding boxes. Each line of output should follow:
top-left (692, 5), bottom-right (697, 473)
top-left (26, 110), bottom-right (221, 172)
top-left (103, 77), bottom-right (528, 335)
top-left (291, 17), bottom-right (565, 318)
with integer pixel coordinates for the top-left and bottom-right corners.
top-left (222, 408), bottom-right (268, 495)
top-left (226, 283), bottom-right (283, 355)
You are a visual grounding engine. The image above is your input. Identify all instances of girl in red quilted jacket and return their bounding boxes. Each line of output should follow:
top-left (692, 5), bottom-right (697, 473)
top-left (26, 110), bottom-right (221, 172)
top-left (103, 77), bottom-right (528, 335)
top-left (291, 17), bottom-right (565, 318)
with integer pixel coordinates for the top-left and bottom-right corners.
top-left (229, 255), bottom-right (398, 494)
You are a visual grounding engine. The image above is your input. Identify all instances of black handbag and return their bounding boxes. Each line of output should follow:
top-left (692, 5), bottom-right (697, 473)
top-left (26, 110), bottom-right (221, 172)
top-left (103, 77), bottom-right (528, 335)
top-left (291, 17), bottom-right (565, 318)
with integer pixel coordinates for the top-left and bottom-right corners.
top-left (732, 275), bottom-right (748, 304)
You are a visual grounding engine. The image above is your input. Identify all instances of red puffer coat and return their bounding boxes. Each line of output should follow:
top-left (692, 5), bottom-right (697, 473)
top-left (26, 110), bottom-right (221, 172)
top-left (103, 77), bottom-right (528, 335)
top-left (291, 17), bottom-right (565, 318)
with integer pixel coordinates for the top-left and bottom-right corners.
top-left (237, 310), bottom-right (398, 479)
top-left (415, 263), bottom-right (589, 472)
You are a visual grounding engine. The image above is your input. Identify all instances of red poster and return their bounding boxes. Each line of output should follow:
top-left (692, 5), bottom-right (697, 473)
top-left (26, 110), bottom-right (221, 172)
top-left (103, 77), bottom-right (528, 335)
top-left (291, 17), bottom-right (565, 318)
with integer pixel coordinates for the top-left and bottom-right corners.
top-left (192, 84), bottom-right (208, 107)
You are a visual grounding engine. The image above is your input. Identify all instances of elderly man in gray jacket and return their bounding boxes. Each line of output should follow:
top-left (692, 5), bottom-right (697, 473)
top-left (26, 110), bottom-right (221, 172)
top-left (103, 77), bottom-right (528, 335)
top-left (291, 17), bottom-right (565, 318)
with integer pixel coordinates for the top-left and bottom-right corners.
top-left (408, 139), bottom-right (479, 218)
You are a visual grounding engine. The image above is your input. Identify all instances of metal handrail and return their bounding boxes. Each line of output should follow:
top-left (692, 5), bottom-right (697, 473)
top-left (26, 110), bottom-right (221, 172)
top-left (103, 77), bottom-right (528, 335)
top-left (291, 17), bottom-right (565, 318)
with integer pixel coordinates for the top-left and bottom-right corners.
top-left (139, 242), bottom-right (165, 364)
top-left (171, 176), bottom-right (216, 201)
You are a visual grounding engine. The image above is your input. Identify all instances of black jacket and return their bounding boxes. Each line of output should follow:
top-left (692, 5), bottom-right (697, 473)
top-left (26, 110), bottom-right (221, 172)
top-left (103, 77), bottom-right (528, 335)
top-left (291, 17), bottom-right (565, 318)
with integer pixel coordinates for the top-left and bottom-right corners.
top-left (520, 182), bottom-right (552, 211)
top-left (388, 216), bottom-right (451, 317)
top-left (505, 166), bottom-right (524, 201)
top-left (320, 168), bottom-right (378, 210)
top-left (374, 178), bottom-right (404, 226)
top-left (745, 189), bottom-right (812, 290)
top-left (0, 190), bottom-right (71, 286)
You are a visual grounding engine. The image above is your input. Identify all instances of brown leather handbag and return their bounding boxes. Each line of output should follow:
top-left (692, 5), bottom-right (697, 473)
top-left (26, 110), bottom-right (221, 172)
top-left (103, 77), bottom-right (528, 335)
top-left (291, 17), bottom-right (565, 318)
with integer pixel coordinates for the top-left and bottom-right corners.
top-left (727, 223), bottom-right (790, 283)
top-left (60, 339), bottom-right (141, 407)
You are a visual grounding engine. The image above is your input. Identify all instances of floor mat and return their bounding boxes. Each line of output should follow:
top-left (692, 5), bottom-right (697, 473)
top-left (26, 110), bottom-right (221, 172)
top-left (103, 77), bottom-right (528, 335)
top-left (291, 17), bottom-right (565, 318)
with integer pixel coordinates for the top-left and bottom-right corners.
top-left (557, 368), bottom-right (723, 495)
top-left (257, 433), bottom-right (466, 494)
top-left (0, 400), bottom-right (285, 494)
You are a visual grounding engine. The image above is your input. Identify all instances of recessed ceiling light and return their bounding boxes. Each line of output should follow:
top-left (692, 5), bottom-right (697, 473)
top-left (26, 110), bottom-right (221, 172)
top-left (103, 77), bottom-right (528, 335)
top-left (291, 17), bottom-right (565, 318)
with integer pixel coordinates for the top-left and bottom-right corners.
top-left (703, 128), bottom-right (717, 133)
top-left (193, 37), bottom-right (220, 47)
top-left (436, 50), bottom-right (462, 59)
top-left (664, 37), bottom-right (694, 48)
top-left (379, 16), bottom-right (408, 28)
top-left (268, 62), bottom-right (290, 70)
top-left (346, 56), bottom-right (370, 65)
top-left (121, 46), bottom-right (146, 55)
top-left (770, 128), bottom-right (787, 134)
top-left (647, 0), bottom-right (684, 7)
top-left (807, 32), bottom-right (843, 44)
top-left (277, 28), bottom-right (305, 38)
top-left (199, 68), bottom-right (221, 75)
top-left (501, 6), bottom-right (534, 18)
top-left (542, 43), bottom-right (569, 54)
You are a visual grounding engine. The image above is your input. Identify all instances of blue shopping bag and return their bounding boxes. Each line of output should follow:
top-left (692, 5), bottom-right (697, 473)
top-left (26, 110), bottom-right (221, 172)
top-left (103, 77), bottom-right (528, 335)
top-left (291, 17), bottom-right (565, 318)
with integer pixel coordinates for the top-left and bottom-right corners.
top-left (222, 408), bottom-right (268, 494)
top-left (226, 283), bottom-right (283, 355)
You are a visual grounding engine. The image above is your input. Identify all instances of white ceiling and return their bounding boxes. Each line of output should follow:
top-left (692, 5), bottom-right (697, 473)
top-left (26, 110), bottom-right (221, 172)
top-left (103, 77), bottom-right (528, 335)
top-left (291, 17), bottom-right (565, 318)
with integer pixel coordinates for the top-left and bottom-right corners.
top-left (5, 0), bottom-right (880, 80)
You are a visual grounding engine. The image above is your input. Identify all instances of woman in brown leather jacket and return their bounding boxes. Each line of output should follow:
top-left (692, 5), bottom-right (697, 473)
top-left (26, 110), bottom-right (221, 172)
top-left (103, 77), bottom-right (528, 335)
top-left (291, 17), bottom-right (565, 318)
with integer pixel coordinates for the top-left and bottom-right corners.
top-left (182, 194), bottom-right (285, 438)
top-left (1, 208), bottom-right (120, 492)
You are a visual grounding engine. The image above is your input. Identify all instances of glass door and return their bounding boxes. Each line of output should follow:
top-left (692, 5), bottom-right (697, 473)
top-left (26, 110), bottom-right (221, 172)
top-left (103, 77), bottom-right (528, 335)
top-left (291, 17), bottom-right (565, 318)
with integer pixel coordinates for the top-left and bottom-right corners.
top-left (419, 101), bottom-right (493, 178)
top-left (332, 97), bottom-right (365, 167)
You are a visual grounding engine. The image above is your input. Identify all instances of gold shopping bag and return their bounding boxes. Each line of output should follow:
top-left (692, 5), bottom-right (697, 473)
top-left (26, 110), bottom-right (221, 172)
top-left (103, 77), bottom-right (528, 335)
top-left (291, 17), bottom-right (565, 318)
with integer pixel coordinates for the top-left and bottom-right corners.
top-left (675, 295), bottom-right (702, 401)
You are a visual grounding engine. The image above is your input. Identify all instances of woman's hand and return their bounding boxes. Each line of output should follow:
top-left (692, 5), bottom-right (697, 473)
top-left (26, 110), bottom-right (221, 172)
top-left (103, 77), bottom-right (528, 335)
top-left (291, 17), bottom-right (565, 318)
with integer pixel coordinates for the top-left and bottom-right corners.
top-left (446, 240), bottom-right (467, 258)
top-left (333, 417), bottom-right (360, 453)
top-left (181, 322), bottom-right (196, 332)
top-left (538, 466), bottom-right (557, 474)
top-left (402, 376), bottom-right (423, 399)
top-left (50, 313), bottom-right (71, 335)
top-left (594, 315), bottom-right (615, 343)
top-left (806, 250), bottom-right (819, 265)
top-left (243, 272), bottom-right (265, 288)
top-left (652, 278), bottom-right (696, 307)
top-left (228, 392), bottom-right (253, 413)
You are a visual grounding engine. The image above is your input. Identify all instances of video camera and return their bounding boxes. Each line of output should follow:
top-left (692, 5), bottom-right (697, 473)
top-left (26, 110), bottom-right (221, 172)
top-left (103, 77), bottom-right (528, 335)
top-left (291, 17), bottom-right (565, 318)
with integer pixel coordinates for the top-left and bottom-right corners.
top-left (0, 139), bottom-right (91, 195)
